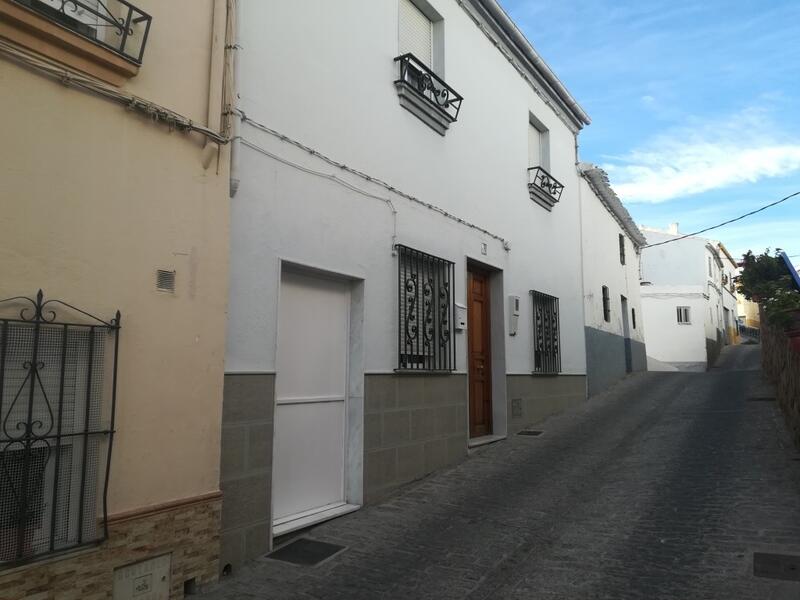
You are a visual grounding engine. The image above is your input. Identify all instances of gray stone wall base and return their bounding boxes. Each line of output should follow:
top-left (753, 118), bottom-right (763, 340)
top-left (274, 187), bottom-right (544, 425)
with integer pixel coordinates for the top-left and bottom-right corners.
top-left (364, 373), bottom-right (468, 503)
top-left (506, 374), bottom-right (587, 434)
top-left (585, 327), bottom-right (647, 396)
top-left (219, 373), bottom-right (275, 576)
top-left (706, 334), bottom-right (723, 369)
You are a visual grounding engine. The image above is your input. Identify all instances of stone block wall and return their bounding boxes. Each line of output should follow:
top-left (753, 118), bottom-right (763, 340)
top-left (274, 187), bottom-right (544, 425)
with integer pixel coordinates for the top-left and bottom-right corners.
top-left (0, 494), bottom-right (220, 600)
top-left (364, 374), bottom-right (468, 502)
top-left (761, 324), bottom-right (800, 450)
top-left (507, 375), bottom-right (586, 434)
top-left (218, 374), bottom-right (274, 575)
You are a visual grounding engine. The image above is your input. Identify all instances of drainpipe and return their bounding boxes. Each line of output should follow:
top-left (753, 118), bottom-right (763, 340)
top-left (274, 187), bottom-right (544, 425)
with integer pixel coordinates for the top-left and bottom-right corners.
top-left (229, 0), bottom-right (241, 196)
top-left (201, 0), bottom-right (228, 170)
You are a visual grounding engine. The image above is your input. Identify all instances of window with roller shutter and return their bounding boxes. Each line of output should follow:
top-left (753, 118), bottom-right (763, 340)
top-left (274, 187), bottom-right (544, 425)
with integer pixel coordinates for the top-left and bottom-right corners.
top-left (399, 0), bottom-right (433, 67)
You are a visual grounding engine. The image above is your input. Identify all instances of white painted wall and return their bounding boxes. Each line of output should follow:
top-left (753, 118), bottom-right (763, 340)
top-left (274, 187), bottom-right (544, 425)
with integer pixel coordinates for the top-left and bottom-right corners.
top-left (640, 287), bottom-right (707, 365)
top-left (640, 227), bottom-right (728, 367)
top-left (226, 0), bottom-right (588, 376)
top-left (579, 177), bottom-right (645, 344)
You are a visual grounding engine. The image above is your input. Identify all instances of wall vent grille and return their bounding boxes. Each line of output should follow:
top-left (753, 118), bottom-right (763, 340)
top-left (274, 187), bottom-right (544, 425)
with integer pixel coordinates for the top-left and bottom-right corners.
top-left (156, 270), bottom-right (176, 293)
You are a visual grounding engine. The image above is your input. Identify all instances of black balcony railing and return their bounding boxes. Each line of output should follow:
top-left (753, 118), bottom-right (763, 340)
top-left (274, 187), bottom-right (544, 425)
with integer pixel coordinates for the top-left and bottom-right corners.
top-left (394, 53), bottom-right (463, 123)
top-left (14, 0), bottom-right (151, 64)
top-left (528, 166), bottom-right (564, 209)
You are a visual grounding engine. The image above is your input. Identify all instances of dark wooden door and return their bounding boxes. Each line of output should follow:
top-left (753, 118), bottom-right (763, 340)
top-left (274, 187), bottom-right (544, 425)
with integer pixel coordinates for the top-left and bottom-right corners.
top-left (468, 268), bottom-right (492, 438)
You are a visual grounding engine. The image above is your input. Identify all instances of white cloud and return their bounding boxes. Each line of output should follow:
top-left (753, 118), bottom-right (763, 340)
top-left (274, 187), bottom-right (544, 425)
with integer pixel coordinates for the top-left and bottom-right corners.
top-left (602, 107), bottom-right (800, 203)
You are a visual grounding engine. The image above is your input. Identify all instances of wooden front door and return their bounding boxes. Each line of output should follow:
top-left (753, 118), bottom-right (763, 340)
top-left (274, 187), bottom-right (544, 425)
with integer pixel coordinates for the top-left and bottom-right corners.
top-left (468, 268), bottom-right (492, 438)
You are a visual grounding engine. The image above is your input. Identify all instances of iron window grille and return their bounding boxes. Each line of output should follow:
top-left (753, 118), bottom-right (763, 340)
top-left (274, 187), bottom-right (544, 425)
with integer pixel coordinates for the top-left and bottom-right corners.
top-left (0, 291), bottom-right (120, 565)
top-left (394, 53), bottom-right (463, 123)
top-left (530, 290), bottom-right (561, 374)
top-left (602, 286), bottom-right (611, 322)
top-left (13, 0), bottom-right (152, 64)
top-left (677, 306), bottom-right (691, 324)
top-left (619, 234), bottom-right (626, 265)
top-left (396, 245), bottom-right (455, 371)
top-left (528, 166), bottom-right (564, 210)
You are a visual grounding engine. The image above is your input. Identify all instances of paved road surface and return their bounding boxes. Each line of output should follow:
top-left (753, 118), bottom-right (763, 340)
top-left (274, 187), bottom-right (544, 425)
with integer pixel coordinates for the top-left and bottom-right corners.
top-left (203, 345), bottom-right (800, 599)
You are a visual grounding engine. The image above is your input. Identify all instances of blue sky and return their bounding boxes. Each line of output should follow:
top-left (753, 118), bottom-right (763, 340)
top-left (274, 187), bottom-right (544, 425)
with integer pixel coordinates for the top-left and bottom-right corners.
top-left (501, 0), bottom-right (800, 262)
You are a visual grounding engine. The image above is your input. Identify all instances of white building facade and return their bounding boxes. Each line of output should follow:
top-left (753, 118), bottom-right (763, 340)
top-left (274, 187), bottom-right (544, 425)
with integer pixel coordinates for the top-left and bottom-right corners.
top-left (220, 0), bottom-right (595, 570)
top-left (718, 243), bottom-right (741, 344)
top-left (640, 225), bottom-right (726, 371)
top-left (579, 165), bottom-right (648, 395)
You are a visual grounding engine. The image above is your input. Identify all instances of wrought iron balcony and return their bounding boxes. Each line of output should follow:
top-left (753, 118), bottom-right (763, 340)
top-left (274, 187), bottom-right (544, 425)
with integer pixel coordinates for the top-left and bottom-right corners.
top-left (528, 166), bottom-right (564, 210)
top-left (13, 0), bottom-right (151, 64)
top-left (394, 53), bottom-right (463, 128)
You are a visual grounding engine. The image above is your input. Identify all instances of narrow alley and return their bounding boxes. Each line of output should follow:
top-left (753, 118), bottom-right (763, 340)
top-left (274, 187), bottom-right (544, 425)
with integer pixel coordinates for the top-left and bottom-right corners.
top-left (203, 344), bottom-right (800, 600)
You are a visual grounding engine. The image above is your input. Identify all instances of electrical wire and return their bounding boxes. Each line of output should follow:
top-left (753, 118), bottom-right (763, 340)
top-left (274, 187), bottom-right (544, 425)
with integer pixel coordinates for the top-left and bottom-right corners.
top-left (643, 190), bottom-right (800, 249)
top-left (234, 109), bottom-right (511, 249)
top-left (237, 137), bottom-right (398, 251)
top-left (0, 39), bottom-right (228, 145)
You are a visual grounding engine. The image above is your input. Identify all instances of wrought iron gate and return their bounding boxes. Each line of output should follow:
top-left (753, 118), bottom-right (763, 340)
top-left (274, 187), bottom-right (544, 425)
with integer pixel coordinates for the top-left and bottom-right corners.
top-left (0, 291), bottom-right (120, 564)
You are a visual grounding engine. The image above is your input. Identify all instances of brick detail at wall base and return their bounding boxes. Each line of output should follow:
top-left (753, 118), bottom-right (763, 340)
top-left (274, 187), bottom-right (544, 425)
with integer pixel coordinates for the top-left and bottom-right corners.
top-left (0, 494), bottom-right (220, 600)
top-left (762, 320), bottom-right (800, 450)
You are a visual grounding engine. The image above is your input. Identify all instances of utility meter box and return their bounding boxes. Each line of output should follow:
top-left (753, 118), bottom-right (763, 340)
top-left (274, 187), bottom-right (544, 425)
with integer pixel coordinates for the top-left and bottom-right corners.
top-left (113, 554), bottom-right (171, 600)
top-left (509, 295), bottom-right (520, 336)
top-left (455, 303), bottom-right (467, 331)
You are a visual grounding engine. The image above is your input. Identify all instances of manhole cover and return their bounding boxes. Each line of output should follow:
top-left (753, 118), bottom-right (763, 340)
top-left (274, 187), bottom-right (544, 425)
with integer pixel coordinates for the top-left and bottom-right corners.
top-left (518, 429), bottom-right (543, 436)
top-left (747, 396), bottom-right (776, 402)
top-left (754, 552), bottom-right (800, 581)
top-left (267, 538), bottom-right (346, 566)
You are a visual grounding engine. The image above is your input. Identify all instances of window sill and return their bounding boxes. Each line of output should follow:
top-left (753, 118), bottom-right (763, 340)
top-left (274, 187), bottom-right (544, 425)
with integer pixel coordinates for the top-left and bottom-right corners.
top-left (394, 369), bottom-right (457, 375)
top-left (528, 183), bottom-right (559, 211)
top-left (0, 0), bottom-right (139, 86)
top-left (395, 80), bottom-right (452, 136)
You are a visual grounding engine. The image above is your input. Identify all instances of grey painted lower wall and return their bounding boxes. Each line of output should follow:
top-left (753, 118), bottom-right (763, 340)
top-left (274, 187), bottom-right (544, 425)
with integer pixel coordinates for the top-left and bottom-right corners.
top-left (706, 332), bottom-right (724, 369)
top-left (364, 374), bottom-right (468, 502)
top-left (584, 327), bottom-right (647, 397)
top-left (219, 373), bottom-right (275, 575)
top-left (507, 374), bottom-right (587, 434)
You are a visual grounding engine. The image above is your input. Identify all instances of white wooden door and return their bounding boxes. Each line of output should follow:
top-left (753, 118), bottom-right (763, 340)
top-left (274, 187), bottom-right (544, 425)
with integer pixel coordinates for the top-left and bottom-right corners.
top-left (273, 271), bottom-right (350, 526)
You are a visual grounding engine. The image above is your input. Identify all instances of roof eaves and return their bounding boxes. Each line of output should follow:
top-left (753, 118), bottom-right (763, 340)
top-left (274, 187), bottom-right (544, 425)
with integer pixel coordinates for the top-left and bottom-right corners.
top-left (579, 163), bottom-right (647, 247)
top-left (466, 0), bottom-right (590, 129)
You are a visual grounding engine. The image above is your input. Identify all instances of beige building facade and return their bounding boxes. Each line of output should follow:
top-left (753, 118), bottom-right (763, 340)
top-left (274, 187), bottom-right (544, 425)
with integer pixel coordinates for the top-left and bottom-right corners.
top-left (0, 0), bottom-right (231, 597)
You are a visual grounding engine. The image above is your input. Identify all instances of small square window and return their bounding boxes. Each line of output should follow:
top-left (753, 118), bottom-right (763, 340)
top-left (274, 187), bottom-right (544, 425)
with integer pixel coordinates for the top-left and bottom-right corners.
top-left (677, 306), bottom-right (691, 324)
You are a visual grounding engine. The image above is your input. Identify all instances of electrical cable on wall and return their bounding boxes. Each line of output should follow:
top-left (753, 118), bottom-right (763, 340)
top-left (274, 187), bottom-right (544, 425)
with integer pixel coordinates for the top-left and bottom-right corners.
top-left (643, 190), bottom-right (800, 249)
top-left (234, 109), bottom-right (511, 251)
top-left (237, 137), bottom-right (399, 252)
top-left (0, 39), bottom-right (228, 145)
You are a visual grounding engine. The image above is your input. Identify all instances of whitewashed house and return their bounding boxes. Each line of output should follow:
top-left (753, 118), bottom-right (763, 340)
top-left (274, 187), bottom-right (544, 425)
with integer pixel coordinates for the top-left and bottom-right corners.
top-left (640, 225), bottom-right (726, 371)
top-left (220, 0), bottom-right (595, 571)
top-left (579, 165), bottom-right (648, 395)
top-left (718, 243), bottom-right (741, 344)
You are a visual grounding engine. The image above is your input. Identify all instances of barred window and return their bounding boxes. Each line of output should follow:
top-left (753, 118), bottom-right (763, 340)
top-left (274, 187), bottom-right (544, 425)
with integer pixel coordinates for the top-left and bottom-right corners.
top-left (397, 246), bottom-right (455, 371)
top-left (677, 306), bottom-right (691, 324)
top-left (618, 234), bottom-right (626, 265)
top-left (0, 291), bottom-right (119, 565)
top-left (530, 290), bottom-right (561, 374)
top-left (602, 286), bottom-right (611, 322)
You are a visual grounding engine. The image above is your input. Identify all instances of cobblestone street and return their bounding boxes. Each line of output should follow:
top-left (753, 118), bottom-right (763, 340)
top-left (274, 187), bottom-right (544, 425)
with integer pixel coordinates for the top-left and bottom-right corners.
top-left (202, 345), bottom-right (800, 600)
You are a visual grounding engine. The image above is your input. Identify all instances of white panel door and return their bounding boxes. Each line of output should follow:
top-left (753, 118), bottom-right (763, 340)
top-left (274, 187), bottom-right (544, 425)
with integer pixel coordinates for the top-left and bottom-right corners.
top-left (273, 271), bottom-right (350, 523)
